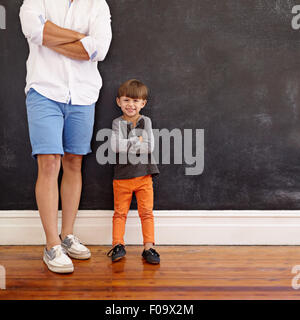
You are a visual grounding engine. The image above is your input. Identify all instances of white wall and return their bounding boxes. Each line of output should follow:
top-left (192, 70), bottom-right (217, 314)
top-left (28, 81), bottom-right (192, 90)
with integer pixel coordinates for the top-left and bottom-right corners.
top-left (1, 210), bottom-right (300, 245)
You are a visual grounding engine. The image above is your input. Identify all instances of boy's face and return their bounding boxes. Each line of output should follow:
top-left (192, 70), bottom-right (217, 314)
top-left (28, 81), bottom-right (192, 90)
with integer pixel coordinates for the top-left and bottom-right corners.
top-left (116, 96), bottom-right (147, 118)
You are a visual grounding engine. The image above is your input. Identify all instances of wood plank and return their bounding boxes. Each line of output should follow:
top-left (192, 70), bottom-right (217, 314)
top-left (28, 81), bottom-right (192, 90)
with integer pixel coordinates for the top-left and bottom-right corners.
top-left (0, 246), bottom-right (300, 299)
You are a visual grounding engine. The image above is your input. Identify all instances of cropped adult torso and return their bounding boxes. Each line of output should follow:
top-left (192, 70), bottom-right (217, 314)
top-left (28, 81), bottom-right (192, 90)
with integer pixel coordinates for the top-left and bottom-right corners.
top-left (25, 0), bottom-right (106, 105)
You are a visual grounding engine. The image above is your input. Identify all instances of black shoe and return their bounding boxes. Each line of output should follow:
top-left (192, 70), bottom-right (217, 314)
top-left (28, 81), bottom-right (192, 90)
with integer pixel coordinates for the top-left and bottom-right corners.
top-left (107, 244), bottom-right (126, 262)
top-left (142, 248), bottom-right (160, 264)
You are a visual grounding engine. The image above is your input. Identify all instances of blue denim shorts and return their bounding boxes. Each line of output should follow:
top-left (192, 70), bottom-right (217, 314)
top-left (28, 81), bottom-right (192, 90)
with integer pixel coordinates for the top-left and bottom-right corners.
top-left (25, 88), bottom-right (95, 159)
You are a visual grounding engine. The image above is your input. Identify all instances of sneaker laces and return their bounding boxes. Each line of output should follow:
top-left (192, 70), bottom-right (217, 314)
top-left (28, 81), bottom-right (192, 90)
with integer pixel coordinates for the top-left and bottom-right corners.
top-left (69, 235), bottom-right (81, 245)
top-left (62, 234), bottom-right (82, 246)
top-left (53, 245), bottom-right (67, 257)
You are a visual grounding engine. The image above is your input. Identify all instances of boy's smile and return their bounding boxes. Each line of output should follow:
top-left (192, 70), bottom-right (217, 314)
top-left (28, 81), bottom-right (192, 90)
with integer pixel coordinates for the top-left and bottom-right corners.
top-left (116, 96), bottom-right (147, 122)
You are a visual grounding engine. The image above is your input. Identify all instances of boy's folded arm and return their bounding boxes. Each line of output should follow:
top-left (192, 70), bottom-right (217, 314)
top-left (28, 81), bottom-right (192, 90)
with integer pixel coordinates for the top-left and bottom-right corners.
top-left (111, 120), bottom-right (140, 153)
top-left (130, 118), bottom-right (155, 154)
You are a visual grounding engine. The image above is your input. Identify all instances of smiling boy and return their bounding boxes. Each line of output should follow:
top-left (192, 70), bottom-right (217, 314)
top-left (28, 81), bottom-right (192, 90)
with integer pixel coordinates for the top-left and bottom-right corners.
top-left (107, 79), bottom-right (160, 264)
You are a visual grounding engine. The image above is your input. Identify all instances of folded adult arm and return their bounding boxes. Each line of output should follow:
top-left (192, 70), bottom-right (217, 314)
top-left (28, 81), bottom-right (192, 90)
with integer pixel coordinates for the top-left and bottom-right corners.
top-left (42, 20), bottom-right (86, 48)
top-left (48, 40), bottom-right (90, 61)
top-left (20, 0), bottom-right (112, 61)
top-left (42, 20), bottom-right (89, 60)
top-left (79, 0), bottom-right (112, 62)
top-left (20, 0), bottom-right (91, 60)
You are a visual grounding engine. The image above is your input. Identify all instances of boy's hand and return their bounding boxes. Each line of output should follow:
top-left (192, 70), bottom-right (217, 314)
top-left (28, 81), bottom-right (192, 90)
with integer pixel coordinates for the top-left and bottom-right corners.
top-left (139, 136), bottom-right (143, 142)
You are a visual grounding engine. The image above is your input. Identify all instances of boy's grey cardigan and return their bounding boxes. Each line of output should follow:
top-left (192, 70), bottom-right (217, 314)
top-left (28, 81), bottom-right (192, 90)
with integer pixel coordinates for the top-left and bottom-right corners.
top-left (111, 115), bottom-right (160, 180)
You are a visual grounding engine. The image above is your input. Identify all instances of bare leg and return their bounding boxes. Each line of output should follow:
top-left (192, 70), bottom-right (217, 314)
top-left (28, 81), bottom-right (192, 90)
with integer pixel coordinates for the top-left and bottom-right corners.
top-left (36, 154), bottom-right (62, 250)
top-left (60, 153), bottom-right (83, 240)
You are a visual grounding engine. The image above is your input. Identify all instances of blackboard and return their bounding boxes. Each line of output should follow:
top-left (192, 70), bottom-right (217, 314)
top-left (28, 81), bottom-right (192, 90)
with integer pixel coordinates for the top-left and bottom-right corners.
top-left (1, 0), bottom-right (300, 210)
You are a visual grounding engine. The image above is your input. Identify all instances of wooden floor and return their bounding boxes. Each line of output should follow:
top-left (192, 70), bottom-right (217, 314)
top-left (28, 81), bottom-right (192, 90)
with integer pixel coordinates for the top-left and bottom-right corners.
top-left (1, 246), bottom-right (300, 299)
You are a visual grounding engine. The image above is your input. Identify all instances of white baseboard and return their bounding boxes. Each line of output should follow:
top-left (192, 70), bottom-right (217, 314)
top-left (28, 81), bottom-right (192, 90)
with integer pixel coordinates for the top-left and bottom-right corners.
top-left (0, 210), bottom-right (300, 245)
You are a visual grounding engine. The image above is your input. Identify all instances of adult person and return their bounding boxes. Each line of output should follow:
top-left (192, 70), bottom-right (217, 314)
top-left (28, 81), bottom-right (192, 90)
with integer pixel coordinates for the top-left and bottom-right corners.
top-left (19, 0), bottom-right (112, 273)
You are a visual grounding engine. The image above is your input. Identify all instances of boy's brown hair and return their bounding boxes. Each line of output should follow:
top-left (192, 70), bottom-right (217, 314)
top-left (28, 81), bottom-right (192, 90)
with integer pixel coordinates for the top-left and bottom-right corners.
top-left (117, 79), bottom-right (148, 100)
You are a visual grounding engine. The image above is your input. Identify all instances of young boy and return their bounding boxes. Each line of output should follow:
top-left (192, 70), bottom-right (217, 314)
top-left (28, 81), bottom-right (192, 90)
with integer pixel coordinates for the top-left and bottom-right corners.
top-left (107, 79), bottom-right (160, 264)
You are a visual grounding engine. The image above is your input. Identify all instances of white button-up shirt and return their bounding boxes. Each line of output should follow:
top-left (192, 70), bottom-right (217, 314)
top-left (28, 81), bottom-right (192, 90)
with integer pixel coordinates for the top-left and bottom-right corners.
top-left (19, 0), bottom-right (112, 105)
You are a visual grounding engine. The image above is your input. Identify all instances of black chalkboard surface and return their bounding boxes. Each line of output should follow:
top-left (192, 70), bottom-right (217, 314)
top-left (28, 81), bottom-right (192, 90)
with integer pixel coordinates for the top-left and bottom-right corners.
top-left (1, 0), bottom-right (300, 210)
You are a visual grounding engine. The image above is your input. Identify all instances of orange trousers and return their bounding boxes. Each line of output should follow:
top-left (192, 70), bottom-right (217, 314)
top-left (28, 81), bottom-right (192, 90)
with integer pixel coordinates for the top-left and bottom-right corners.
top-left (112, 174), bottom-right (155, 246)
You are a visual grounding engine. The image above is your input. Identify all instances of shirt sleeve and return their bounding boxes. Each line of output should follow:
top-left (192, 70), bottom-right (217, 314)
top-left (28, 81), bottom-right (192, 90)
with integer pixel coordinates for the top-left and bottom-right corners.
top-left (111, 120), bottom-right (140, 153)
top-left (19, 0), bottom-right (47, 46)
top-left (80, 0), bottom-right (112, 62)
top-left (130, 118), bottom-right (155, 154)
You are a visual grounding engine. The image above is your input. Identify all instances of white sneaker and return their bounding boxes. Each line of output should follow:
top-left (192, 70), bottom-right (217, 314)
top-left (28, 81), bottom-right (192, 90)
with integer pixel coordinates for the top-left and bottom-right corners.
top-left (60, 234), bottom-right (91, 260)
top-left (43, 245), bottom-right (74, 274)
